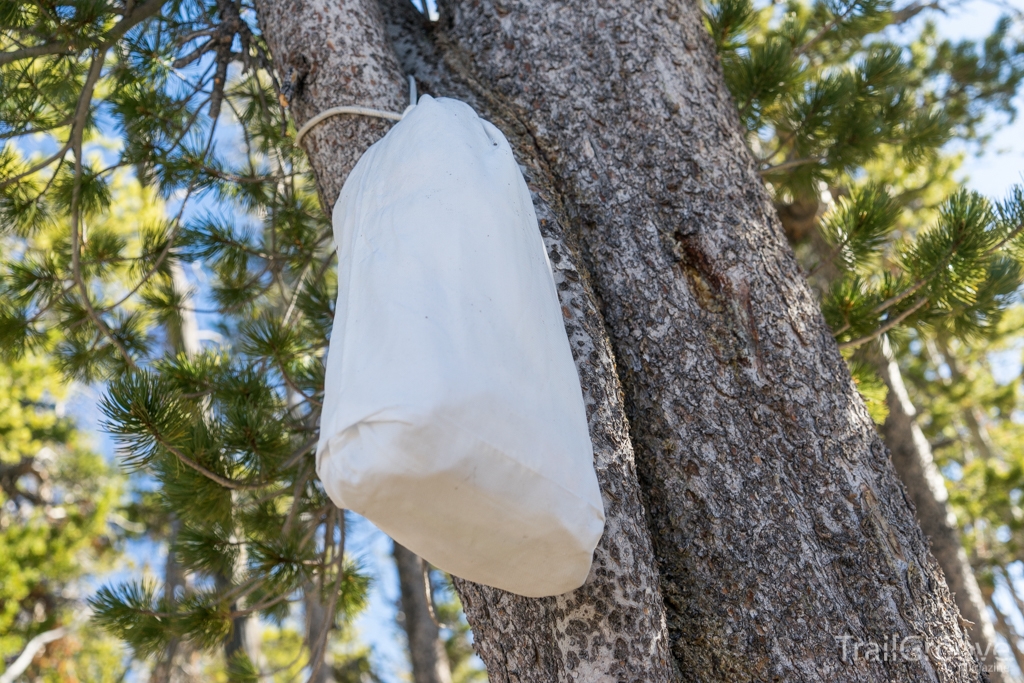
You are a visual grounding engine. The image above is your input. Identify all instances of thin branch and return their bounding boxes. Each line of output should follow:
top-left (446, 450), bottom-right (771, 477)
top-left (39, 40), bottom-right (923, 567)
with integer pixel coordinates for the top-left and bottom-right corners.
top-left (281, 463), bottom-right (313, 536)
top-left (100, 112), bottom-right (221, 314)
top-left (24, 281), bottom-right (78, 325)
top-left (0, 627), bottom-right (67, 683)
top-left (0, 42), bottom-right (74, 67)
top-left (281, 243), bottom-right (334, 328)
top-left (68, 51), bottom-right (137, 370)
top-left (889, 1), bottom-right (943, 25)
top-left (0, 141), bottom-right (72, 191)
top-left (0, 0), bottom-right (167, 191)
top-left (837, 296), bottom-right (928, 350)
top-left (793, 0), bottom-right (863, 57)
top-left (760, 156), bottom-right (826, 175)
top-left (280, 436), bottom-right (319, 472)
top-left (279, 365), bottom-right (322, 407)
top-left (1, 0), bottom-right (165, 66)
top-left (156, 433), bottom-right (266, 490)
top-left (831, 271), bottom-right (935, 338)
top-left (230, 590), bottom-right (292, 617)
top-left (0, 112), bottom-right (74, 141)
top-left (986, 220), bottom-right (1024, 257)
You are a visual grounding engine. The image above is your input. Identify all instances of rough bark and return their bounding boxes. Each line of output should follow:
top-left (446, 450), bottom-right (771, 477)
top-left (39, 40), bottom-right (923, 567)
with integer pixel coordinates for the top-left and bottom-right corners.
top-left (256, 1), bottom-right (677, 681)
top-left (872, 338), bottom-right (1005, 681)
top-left (255, 0), bottom-right (983, 680)
top-left (435, 0), bottom-right (981, 679)
top-left (393, 543), bottom-right (454, 683)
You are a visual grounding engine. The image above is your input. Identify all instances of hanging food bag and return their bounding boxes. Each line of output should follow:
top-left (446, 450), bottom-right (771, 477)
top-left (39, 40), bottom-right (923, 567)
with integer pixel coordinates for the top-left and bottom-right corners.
top-left (316, 95), bottom-right (605, 598)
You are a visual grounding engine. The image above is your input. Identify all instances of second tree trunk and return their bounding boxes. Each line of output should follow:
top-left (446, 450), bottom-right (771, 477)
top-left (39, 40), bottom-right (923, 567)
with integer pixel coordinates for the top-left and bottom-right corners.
top-left (394, 543), bottom-right (453, 683)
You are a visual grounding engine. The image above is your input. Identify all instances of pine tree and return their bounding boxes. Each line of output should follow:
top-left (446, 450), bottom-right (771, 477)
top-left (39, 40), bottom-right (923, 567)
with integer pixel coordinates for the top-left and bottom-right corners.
top-left (2, 0), bottom-right (1024, 680)
top-left (1, 3), bottom-right (369, 678)
top-left (0, 352), bottom-right (126, 682)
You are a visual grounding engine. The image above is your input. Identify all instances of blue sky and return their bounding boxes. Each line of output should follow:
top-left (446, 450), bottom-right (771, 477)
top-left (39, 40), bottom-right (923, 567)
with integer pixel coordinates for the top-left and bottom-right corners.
top-left (920, 0), bottom-right (1024, 198)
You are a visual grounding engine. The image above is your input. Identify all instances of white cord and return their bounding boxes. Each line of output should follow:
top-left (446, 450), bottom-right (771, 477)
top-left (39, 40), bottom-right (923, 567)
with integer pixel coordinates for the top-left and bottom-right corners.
top-left (295, 75), bottom-right (418, 147)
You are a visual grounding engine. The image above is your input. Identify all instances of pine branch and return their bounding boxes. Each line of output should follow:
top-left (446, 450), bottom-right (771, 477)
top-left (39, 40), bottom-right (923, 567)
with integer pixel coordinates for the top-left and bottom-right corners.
top-left (0, 0), bottom-right (168, 67)
top-left (760, 156), bottom-right (826, 175)
top-left (837, 295), bottom-right (928, 349)
top-left (278, 364), bottom-right (322, 407)
top-left (985, 220), bottom-right (1024, 256)
top-left (889, 1), bottom-right (942, 25)
top-left (157, 434), bottom-right (265, 491)
top-left (100, 118), bottom-right (222, 315)
top-left (0, 142), bottom-right (72, 191)
top-left (281, 250), bottom-right (324, 326)
top-left (281, 463), bottom-right (313, 536)
top-left (280, 436), bottom-right (318, 471)
top-left (792, 0), bottom-right (866, 57)
top-left (0, 42), bottom-right (76, 67)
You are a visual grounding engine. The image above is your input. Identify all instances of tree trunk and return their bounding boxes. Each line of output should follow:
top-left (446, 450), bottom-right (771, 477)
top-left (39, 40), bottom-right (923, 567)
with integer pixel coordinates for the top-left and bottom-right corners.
top-left (151, 262), bottom-right (203, 683)
top-left (217, 562), bottom-right (262, 680)
top-left (304, 582), bottom-right (336, 683)
top-left (150, 517), bottom-right (185, 683)
top-left (393, 543), bottom-right (453, 683)
top-left (256, 2), bottom-right (677, 681)
top-left (255, 0), bottom-right (983, 680)
top-left (872, 337), bottom-right (1005, 681)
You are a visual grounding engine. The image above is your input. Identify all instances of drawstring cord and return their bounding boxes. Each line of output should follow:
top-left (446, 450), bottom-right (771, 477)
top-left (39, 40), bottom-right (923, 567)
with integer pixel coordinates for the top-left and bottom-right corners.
top-left (294, 76), bottom-right (417, 147)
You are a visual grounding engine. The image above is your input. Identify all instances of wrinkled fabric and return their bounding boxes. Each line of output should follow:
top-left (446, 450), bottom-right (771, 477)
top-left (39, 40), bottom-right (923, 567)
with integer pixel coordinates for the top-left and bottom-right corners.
top-left (316, 95), bottom-right (605, 597)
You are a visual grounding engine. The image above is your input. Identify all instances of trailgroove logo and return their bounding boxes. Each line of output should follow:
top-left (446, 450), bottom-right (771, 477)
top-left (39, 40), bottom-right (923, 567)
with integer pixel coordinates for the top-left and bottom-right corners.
top-left (836, 635), bottom-right (1009, 673)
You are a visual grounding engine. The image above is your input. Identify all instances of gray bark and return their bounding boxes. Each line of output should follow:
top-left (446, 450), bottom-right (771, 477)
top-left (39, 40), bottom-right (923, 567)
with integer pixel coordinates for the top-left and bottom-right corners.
top-left (872, 337), bottom-right (1005, 681)
top-left (256, 1), bottom-right (676, 681)
top-left (393, 543), bottom-right (453, 683)
top-left (304, 582), bottom-right (336, 683)
top-left (255, 0), bottom-right (983, 680)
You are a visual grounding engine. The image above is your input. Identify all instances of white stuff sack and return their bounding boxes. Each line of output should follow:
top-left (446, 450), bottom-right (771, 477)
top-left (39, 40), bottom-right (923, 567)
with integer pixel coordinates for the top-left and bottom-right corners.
top-left (316, 95), bottom-right (605, 598)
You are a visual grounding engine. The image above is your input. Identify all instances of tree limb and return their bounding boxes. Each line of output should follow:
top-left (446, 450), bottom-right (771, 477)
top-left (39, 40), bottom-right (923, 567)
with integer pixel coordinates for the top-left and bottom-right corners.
top-left (0, 627), bottom-right (67, 683)
top-left (837, 296), bottom-right (928, 349)
top-left (68, 51), bottom-right (138, 370)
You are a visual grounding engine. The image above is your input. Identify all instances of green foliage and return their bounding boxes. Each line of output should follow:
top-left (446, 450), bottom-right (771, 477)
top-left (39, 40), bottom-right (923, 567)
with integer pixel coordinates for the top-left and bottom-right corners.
top-left (0, 353), bottom-right (127, 681)
top-left (704, 0), bottom-right (1024, 347)
top-left (847, 359), bottom-right (890, 424)
top-left (0, 1), bottom-right (365, 677)
top-left (896, 318), bottom-right (1024, 630)
top-left (818, 183), bottom-right (901, 272)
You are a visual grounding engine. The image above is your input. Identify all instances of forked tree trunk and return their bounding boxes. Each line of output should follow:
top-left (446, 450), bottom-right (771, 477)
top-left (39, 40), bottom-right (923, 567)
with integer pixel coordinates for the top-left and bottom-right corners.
top-left (393, 543), bottom-right (454, 683)
top-left (255, 0), bottom-right (984, 680)
top-left (256, 2), bottom-right (675, 681)
top-left (872, 338), bottom-right (1005, 682)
